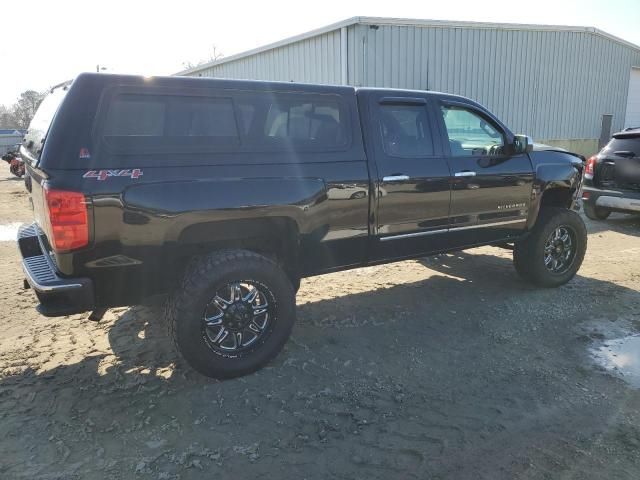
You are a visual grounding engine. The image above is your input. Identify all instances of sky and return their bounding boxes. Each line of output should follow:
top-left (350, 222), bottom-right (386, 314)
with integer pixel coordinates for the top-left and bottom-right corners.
top-left (1, 0), bottom-right (639, 105)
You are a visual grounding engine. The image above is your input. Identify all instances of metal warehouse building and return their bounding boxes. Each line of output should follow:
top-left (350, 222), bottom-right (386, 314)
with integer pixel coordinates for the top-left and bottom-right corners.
top-left (179, 17), bottom-right (640, 156)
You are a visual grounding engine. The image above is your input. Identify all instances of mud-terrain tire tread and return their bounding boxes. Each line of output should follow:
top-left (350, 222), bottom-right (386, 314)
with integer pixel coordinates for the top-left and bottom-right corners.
top-left (513, 207), bottom-right (587, 288)
top-left (165, 249), bottom-right (295, 379)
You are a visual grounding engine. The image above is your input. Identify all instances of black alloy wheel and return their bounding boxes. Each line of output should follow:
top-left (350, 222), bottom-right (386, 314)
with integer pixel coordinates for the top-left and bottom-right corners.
top-left (202, 281), bottom-right (274, 355)
top-left (543, 225), bottom-right (577, 274)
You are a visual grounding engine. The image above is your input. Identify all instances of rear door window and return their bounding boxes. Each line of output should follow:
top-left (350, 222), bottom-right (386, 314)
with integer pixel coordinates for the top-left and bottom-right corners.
top-left (378, 104), bottom-right (435, 157)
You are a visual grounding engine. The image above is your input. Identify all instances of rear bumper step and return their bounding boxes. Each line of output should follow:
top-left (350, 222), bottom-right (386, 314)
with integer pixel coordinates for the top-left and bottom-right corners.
top-left (582, 186), bottom-right (640, 213)
top-left (595, 195), bottom-right (640, 212)
top-left (17, 223), bottom-right (95, 317)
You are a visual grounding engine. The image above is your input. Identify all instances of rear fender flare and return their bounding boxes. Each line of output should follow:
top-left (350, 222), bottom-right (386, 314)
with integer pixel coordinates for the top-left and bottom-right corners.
top-left (121, 177), bottom-right (327, 277)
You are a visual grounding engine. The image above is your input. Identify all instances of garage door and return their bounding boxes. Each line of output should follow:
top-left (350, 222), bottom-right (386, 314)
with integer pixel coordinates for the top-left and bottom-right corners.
top-left (625, 67), bottom-right (640, 129)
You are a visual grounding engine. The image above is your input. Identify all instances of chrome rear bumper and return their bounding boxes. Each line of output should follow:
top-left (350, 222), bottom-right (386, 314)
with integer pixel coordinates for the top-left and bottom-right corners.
top-left (17, 223), bottom-right (94, 316)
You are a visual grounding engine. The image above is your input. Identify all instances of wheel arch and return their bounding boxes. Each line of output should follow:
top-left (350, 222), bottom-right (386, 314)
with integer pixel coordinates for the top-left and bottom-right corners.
top-left (527, 162), bottom-right (582, 230)
top-left (176, 217), bottom-right (301, 284)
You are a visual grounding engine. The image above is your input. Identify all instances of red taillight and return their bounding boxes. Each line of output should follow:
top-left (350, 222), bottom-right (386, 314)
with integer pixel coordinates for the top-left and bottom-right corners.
top-left (44, 187), bottom-right (89, 252)
top-left (585, 156), bottom-right (596, 179)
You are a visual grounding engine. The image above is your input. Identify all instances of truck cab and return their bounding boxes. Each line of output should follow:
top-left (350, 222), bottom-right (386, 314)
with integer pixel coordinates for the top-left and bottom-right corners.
top-left (358, 88), bottom-right (536, 260)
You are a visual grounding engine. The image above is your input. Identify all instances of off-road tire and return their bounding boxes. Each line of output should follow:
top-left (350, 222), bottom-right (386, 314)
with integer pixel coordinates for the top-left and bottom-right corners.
top-left (165, 250), bottom-right (296, 379)
top-left (513, 207), bottom-right (587, 287)
top-left (583, 202), bottom-right (611, 220)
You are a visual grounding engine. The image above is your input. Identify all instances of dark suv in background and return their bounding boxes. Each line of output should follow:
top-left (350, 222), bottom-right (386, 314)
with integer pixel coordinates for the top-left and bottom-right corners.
top-left (582, 128), bottom-right (640, 219)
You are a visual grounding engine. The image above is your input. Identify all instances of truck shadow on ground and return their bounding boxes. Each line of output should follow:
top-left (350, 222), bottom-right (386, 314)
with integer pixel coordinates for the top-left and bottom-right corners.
top-left (0, 176), bottom-right (24, 183)
top-left (581, 212), bottom-right (640, 237)
top-left (2, 251), bottom-right (639, 479)
top-left (3, 251), bottom-right (638, 392)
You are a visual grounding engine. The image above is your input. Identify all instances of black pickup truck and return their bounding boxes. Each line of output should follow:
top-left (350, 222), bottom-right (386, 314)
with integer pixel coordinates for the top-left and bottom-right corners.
top-left (18, 73), bottom-right (586, 378)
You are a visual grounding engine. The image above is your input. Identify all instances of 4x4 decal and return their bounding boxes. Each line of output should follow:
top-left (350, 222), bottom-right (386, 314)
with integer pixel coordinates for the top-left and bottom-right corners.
top-left (83, 169), bottom-right (143, 181)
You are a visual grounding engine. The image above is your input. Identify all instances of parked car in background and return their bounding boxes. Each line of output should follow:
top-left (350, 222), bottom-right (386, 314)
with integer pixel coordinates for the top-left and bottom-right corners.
top-left (582, 128), bottom-right (640, 220)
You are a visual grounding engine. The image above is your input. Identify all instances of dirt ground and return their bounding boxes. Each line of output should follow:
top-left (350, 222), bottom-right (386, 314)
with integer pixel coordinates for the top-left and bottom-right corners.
top-left (1, 161), bottom-right (639, 480)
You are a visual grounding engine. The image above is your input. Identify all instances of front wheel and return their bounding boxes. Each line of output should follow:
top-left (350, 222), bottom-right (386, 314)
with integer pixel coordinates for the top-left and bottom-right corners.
top-left (513, 207), bottom-right (587, 287)
top-left (166, 250), bottom-right (296, 379)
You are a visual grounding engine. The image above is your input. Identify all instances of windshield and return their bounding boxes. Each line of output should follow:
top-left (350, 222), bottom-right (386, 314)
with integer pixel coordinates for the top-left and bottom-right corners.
top-left (22, 85), bottom-right (68, 165)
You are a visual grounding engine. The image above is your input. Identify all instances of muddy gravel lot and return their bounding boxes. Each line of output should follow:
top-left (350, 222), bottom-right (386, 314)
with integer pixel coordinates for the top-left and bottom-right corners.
top-left (1, 162), bottom-right (640, 479)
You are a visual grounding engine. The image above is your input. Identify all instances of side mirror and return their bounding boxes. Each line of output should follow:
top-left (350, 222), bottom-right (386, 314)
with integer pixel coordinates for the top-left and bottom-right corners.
top-left (513, 134), bottom-right (534, 154)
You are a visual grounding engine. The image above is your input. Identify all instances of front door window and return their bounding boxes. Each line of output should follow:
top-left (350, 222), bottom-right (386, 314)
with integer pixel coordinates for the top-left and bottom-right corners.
top-left (440, 106), bottom-right (505, 157)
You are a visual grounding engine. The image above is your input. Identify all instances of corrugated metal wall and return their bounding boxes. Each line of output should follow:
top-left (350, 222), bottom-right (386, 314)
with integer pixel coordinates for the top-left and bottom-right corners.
top-left (187, 22), bottom-right (640, 142)
top-left (351, 23), bottom-right (640, 140)
top-left (196, 30), bottom-right (342, 85)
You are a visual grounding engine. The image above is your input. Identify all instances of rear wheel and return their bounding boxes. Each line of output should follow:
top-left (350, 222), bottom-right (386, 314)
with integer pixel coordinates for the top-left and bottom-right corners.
top-left (583, 202), bottom-right (611, 220)
top-left (513, 207), bottom-right (587, 287)
top-left (166, 250), bottom-right (296, 379)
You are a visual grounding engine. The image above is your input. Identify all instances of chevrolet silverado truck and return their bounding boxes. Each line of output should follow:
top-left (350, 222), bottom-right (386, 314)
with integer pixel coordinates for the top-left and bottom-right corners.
top-left (18, 73), bottom-right (586, 378)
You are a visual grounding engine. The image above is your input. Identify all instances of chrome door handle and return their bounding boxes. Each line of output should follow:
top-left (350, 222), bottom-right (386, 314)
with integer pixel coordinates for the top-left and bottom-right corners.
top-left (382, 175), bottom-right (410, 182)
top-left (454, 171), bottom-right (477, 177)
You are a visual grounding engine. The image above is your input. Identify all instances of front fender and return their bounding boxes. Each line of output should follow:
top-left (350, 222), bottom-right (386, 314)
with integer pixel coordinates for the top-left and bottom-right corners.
top-left (526, 151), bottom-right (584, 229)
